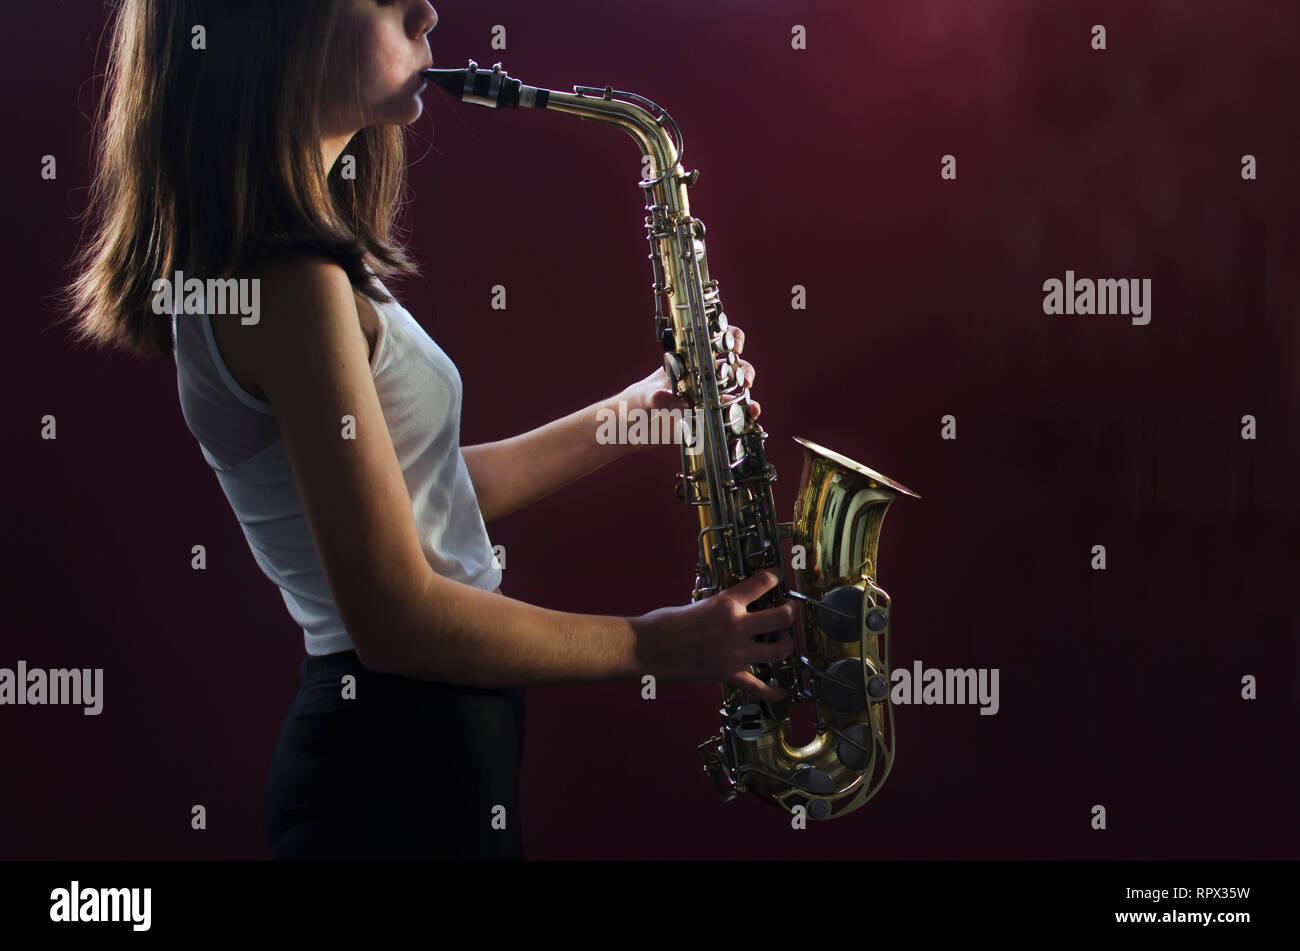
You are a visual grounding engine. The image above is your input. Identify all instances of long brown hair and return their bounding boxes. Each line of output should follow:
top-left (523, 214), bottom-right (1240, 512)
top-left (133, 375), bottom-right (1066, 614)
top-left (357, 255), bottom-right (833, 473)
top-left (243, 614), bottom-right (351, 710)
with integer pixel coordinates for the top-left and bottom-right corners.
top-left (58, 0), bottom-right (421, 359)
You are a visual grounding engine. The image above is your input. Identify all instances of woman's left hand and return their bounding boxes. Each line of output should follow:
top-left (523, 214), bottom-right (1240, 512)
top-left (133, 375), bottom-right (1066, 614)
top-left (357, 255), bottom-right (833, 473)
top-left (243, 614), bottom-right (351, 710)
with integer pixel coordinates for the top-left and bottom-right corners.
top-left (616, 325), bottom-right (762, 437)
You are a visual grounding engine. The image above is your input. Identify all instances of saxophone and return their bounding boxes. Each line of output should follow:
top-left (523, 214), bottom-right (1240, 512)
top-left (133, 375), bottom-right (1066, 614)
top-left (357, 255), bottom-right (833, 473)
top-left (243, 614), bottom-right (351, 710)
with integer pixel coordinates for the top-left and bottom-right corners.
top-left (425, 61), bottom-right (920, 821)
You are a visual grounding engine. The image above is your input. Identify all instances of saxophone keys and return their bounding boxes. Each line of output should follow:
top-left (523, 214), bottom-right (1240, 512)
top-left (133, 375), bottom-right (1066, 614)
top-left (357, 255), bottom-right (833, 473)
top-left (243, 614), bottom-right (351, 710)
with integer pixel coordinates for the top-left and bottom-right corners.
top-left (866, 675), bottom-right (890, 700)
top-left (821, 658), bottom-right (867, 714)
top-left (730, 703), bottom-right (766, 741)
top-left (742, 531), bottom-right (773, 571)
top-left (835, 723), bottom-right (876, 771)
top-left (663, 351), bottom-right (684, 388)
top-left (697, 738), bottom-right (739, 801)
top-left (715, 352), bottom-right (740, 382)
top-left (727, 400), bottom-right (748, 435)
top-left (817, 585), bottom-right (866, 643)
top-left (787, 766), bottom-right (835, 820)
top-left (821, 658), bottom-right (887, 715)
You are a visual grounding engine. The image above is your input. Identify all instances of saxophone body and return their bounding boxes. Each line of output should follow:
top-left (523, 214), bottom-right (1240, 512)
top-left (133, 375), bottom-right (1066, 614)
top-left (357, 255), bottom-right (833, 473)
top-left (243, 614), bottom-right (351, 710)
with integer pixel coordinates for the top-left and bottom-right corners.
top-left (426, 61), bottom-right (920, 821)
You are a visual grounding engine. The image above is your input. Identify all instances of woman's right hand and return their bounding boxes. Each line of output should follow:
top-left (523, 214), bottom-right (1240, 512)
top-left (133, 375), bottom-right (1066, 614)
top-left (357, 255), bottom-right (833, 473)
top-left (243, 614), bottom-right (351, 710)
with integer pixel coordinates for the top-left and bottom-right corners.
top-left (630, 569), bottom-right (797, 702)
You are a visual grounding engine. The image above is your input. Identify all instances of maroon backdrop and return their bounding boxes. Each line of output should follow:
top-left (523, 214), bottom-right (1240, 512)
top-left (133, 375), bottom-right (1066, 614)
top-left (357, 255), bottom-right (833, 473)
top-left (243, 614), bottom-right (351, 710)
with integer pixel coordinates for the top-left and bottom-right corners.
top-left (2, 0), bottom-right (1296, 860)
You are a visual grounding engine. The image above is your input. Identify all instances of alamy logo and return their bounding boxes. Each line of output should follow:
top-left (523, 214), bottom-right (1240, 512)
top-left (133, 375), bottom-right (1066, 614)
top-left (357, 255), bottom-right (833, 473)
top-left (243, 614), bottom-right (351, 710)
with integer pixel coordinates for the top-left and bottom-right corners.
top-left (595, 399), bottom-right (705, 454)
top-left (49, 881), bottom-right (151, 932)
top-left (1042, 270), bottom-right (1150, 325)
top-left (890, 660), bottom-right (1000, 715)
top-left (0, 661), bottom-right (103, 715)
top-left (152, 269), bottom-right (260, 325)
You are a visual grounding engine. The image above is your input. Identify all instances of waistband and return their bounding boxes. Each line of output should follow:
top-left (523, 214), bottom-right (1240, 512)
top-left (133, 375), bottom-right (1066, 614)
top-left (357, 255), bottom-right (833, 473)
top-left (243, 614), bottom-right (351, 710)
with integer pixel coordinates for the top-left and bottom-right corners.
top-left (299, 649), bottom-right (365, 684)
top-left (297, 650), bottom-right (528, 709)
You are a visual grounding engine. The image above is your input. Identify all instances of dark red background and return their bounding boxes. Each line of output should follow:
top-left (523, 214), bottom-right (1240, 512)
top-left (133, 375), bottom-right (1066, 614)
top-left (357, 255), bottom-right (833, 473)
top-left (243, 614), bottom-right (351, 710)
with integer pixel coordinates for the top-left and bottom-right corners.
top-left (2, 0), bottom-right (1296, 860)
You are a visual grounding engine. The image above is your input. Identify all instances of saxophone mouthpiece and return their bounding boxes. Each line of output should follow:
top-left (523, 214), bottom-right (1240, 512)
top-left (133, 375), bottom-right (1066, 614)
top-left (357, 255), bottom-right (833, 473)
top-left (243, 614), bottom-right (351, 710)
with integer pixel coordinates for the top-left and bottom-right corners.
top-left (421, 60), bottom-right (548, 110)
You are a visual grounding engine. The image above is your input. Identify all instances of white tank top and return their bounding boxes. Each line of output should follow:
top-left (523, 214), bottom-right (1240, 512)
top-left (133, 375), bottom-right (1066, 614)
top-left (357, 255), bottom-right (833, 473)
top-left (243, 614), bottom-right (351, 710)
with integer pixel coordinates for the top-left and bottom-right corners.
top-left (171, 271), bottom-right (502, 655)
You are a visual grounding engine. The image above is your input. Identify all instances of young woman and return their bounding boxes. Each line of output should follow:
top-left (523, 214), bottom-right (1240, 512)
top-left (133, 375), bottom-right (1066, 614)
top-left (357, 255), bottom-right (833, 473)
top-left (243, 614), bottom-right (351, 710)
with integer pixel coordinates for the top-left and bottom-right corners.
top-left (59, 0), bottom-right (795, 860)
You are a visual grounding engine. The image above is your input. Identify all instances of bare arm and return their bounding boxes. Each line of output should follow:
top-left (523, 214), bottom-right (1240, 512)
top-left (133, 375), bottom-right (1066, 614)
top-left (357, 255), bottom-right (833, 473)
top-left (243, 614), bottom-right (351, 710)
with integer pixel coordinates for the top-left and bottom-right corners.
top-left (227, 254), bottom-right (640, 685)
top-left (461, 392), bottom-right (634, 524)
top-left (381, 573), bottom-right (640, 686)
top-left (463, 350), bottom-right (761, 524)
top-left (222, 257), bottom-right (792, 694)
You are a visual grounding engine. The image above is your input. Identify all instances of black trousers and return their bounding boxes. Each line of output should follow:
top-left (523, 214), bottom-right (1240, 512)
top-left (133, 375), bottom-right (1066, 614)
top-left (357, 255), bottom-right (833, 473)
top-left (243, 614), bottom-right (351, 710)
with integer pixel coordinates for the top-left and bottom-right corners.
top-left (263, 649), bottom-right (526, 860)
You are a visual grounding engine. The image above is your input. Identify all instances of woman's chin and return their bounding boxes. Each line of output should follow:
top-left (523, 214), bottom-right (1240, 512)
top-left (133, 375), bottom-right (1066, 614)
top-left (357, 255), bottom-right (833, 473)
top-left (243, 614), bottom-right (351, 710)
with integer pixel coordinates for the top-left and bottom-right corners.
top-left (402, 93), bottom-right (424, 124)
top-left (369, 92), bottom-right (424, 126)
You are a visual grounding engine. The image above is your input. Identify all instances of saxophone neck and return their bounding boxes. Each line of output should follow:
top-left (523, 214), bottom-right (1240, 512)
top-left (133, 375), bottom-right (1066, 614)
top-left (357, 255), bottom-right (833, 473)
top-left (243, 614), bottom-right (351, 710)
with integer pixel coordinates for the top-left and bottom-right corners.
top-left (425, 60), bottom-right (686, 191)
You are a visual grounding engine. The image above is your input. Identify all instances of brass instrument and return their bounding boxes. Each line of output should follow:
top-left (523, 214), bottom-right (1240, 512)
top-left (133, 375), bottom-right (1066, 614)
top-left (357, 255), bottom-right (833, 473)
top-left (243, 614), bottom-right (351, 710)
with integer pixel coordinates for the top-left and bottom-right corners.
top-left (426, 61), bottom-right (919, 820)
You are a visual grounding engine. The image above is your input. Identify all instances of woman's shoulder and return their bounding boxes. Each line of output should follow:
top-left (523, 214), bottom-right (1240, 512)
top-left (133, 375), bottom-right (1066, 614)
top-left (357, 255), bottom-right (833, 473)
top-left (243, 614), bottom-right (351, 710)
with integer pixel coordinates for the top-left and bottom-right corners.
top-left (231, 250), bottom-right (348, 288)
top-left (214, 253), bottom-right (380, 395)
